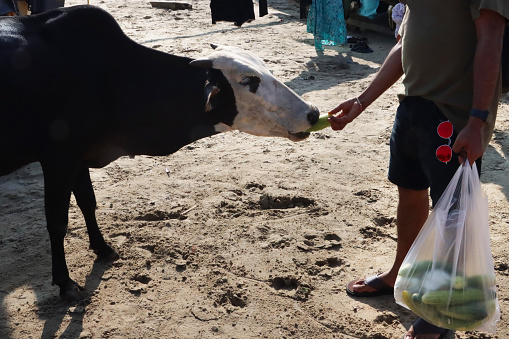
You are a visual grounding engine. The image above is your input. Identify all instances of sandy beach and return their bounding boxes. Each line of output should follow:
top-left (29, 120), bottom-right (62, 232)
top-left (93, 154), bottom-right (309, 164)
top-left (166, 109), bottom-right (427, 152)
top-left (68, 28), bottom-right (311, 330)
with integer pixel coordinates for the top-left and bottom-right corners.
top-left (1, 1), bottom-right (508, 338)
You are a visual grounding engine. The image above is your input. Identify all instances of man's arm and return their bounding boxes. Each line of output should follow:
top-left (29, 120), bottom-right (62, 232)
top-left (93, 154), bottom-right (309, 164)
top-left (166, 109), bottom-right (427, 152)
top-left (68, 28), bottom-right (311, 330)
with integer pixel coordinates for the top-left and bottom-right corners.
top-left (473, 10), bottom-right (506, 111)
top-left (329, 40), bottom-right (404, 130)
top-left (452, 9), bottom-right (506, 165)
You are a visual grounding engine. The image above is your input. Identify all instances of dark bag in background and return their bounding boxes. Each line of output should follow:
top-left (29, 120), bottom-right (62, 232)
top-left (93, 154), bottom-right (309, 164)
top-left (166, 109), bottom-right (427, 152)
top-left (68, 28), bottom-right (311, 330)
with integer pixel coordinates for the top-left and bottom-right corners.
top-left (210, 0), bottom-right (255, 27)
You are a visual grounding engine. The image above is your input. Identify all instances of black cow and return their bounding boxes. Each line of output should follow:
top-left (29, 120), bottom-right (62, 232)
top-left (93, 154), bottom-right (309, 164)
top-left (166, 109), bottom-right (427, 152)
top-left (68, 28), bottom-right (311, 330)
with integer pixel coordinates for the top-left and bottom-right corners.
top-left (0, 5), bottom-right (319, 300)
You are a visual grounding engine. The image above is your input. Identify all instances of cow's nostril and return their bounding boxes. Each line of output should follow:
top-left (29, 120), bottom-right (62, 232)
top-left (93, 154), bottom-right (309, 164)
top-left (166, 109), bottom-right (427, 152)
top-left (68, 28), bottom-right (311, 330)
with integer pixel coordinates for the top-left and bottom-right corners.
top-left (307, 110), bottom-right (320, 125)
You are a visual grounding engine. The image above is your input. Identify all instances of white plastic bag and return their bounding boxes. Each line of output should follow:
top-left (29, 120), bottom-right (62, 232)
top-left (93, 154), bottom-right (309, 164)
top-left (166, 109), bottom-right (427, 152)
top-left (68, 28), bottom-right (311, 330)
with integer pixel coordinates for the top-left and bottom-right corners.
top-left (394, 161), bottom-right (500, 333)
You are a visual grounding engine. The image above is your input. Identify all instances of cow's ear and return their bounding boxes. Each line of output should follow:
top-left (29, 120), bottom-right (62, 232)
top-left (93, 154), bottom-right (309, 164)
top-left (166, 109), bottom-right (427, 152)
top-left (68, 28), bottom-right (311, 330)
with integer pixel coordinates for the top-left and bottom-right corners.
top-left (205, 85), bottom-right (220, 112)
top-left (190, 59), bottom-right (213, 68)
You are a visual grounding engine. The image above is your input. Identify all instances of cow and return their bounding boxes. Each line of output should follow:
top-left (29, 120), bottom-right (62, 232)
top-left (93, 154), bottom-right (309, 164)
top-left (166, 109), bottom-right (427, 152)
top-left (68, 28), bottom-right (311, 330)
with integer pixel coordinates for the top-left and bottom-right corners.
top-left (0, 5), bottom-right (320, 301)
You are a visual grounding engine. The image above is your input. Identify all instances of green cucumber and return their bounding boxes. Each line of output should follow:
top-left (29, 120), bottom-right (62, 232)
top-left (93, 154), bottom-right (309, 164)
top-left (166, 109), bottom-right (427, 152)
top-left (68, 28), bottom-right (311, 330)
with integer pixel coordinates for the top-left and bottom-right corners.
top-left (305, 115), bottom-right (331, 132)
top-left (412, 292), bottom-right (423, 303)
top-left (421, 289), bottom-right (489, 306)
top-left (398, 260), bottom-right (433, 277)
top-left (433, 316), bottom-right (485, 331)
top-left (436, 300), bottom-right (496, 321)
top-left (402, 290), bottom-right (418, 313)
top-left (409, 292), bottom-right (440, 322)
top-left (412, 292), bottom-right (488, 331)
top-left (466, 274), bottom-right (496, 289)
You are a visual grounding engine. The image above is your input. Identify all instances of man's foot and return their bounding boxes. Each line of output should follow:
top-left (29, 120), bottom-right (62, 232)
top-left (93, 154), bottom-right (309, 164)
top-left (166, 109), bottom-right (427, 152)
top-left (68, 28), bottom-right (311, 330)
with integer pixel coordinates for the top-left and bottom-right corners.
top-left (403, 317), bottom-right (448, 339)
top-left (346, 273), bottom-right (394, 297)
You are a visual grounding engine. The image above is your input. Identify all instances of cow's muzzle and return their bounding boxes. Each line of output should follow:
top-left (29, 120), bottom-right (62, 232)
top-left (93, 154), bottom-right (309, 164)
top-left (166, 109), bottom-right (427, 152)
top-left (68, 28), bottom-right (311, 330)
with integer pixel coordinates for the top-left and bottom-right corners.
top-left (307, 108), bottom-right (320, 125)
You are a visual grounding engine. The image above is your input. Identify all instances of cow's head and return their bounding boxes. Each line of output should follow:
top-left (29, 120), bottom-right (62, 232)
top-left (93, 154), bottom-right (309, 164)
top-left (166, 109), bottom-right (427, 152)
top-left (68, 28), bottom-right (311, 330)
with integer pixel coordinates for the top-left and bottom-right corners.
top-left (190, 44), bottom-right (319, 141)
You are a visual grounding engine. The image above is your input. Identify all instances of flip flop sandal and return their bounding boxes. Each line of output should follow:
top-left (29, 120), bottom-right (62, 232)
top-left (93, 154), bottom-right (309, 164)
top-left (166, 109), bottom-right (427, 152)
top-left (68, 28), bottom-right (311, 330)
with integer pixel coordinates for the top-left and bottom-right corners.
top-left (351, 44), bottom-right (373, 53)
top-left (346, 274), bottom-right (394, 297)
top-left (351, 41), bottom-right (368, 48)
top-left (351, 41), bottom-right (373, 53)
top-left (347, 36), bottom-right (368, 44)
top-left (402, 317), bottom-right (449, 339)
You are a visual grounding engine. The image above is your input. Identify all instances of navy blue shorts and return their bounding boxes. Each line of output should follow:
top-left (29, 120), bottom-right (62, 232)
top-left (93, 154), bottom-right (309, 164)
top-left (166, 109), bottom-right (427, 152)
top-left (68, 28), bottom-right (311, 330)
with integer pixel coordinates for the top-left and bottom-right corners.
top-left (388, 97), bottom-right (482, 207)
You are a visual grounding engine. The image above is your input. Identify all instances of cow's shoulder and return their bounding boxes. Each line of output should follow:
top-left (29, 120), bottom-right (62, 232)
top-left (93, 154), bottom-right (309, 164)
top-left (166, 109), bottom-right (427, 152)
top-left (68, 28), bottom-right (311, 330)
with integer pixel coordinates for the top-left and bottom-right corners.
top-left (1, 5), bottom-right (127, 52)
top-left (36, 6), bottom-right (126, 44)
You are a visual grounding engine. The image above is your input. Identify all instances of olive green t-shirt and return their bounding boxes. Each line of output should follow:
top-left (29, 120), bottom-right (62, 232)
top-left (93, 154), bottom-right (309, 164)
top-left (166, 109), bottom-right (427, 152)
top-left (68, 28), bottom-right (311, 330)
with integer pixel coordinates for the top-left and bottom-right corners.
top-left (399, 0), bottom-right (509, 147)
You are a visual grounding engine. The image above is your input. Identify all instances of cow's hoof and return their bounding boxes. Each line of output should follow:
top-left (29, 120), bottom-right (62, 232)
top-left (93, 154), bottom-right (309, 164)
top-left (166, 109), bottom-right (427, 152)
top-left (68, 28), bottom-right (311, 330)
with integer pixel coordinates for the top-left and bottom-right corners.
top-left (59, 280), bottom-right (86, 302)
top-left (94, 244), bottom-right (120, 262)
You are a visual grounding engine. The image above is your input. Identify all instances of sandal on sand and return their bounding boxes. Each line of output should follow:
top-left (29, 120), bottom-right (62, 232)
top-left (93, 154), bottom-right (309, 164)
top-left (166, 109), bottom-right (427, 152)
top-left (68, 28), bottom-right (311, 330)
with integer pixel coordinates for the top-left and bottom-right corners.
top-left (346, 274), bottom-right (394, 297)
top-left (351, 41), bottom-right (373, 53)
top-left (402, 317), bottom-right (449, 339)
top-left (347, 36), bottom-right (367, 44)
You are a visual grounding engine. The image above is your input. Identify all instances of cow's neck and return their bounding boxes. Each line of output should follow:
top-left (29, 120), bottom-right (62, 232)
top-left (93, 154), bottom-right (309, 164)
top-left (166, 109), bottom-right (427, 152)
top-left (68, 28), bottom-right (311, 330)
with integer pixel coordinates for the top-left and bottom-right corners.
top-left (103, 46), bottom-right (237, 160)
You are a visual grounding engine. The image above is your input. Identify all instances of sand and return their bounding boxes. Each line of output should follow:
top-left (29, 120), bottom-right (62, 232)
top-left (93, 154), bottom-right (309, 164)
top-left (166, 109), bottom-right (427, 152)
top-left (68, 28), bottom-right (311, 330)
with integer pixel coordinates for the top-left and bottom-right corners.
top-left (1, 0), bottom-right (508, 338)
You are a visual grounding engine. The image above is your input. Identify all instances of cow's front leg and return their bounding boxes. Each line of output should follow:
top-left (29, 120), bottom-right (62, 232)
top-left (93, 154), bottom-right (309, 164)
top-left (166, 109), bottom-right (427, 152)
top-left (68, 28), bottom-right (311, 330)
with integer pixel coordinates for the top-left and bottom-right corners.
top-left (41, 162), bottom-right (85, 301)
top-left (73, 167), bottom-right (119, 262)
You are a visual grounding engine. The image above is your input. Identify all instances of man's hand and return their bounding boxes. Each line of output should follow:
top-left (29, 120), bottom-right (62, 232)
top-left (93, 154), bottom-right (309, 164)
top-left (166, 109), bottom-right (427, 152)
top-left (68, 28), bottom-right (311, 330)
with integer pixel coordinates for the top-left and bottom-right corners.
top-left (328, 97), bottom-right (364, 131)
top-left (452, 117), bottom-right (485, 165)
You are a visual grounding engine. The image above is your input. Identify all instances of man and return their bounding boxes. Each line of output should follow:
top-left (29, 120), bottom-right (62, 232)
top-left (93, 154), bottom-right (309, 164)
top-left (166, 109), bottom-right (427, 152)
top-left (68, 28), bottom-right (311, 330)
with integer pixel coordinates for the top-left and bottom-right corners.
top-left (328, 1), bottom-right (508, 338)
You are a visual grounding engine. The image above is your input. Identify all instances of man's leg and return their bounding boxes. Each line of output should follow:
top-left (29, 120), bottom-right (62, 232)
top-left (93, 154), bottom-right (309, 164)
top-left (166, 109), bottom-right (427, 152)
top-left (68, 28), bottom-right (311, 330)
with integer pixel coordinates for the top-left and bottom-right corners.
top-left (349, 186), bottom-right (429, 293)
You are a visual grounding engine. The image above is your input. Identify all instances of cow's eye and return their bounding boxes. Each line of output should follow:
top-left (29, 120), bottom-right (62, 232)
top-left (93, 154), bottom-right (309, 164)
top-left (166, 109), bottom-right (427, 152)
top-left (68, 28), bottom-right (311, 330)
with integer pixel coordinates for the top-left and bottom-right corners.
top-left (240, 76), bottom-right (260, 93)
top-left (239, 77), bottom-right (252, 86)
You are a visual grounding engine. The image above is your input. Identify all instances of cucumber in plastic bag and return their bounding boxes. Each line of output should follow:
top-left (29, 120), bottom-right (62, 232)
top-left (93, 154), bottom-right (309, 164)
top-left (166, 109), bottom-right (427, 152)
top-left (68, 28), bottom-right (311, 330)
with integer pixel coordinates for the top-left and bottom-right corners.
top-left (394, 162), bottom-right (500, 333)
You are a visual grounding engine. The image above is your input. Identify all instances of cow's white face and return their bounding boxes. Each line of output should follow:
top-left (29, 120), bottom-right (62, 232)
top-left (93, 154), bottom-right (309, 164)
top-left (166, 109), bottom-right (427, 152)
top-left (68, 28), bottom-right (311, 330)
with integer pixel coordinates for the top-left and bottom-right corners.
top-left (190, 44), bottom-right (319, 141)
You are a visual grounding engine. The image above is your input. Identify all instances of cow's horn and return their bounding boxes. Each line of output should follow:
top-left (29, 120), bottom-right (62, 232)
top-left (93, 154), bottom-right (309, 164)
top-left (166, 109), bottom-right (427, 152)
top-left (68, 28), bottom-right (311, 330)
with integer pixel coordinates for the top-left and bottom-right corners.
top-left (189, 59), bottom-right (214, 68)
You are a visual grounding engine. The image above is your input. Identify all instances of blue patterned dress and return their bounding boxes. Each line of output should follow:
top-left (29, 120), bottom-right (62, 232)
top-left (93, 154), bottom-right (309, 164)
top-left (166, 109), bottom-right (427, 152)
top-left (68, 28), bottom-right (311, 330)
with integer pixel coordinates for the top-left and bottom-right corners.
top-left (306, 0), bottom-right (348, 51)
top-left (358, 0), bottom-right (379, 18)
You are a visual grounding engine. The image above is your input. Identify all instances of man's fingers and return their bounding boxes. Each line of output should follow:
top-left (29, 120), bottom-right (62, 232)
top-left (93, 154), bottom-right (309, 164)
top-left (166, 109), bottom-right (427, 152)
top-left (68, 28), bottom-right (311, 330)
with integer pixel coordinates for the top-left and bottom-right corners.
top-left (329, 115), bottom-right (348, 130)
top-left (329, 115), bottom-right (349, 124)
top-left (329, 103), bottom-right (346, 115)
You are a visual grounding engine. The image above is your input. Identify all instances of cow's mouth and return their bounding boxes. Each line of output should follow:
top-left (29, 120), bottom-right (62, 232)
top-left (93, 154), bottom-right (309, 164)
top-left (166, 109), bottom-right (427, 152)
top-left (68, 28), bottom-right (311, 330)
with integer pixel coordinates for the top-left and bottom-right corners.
top-left (288, 131), bottom-right (310, 141)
